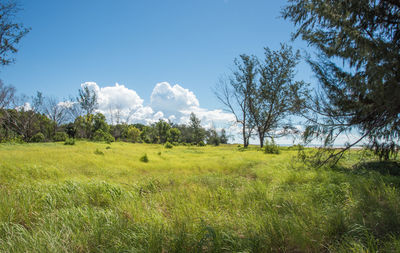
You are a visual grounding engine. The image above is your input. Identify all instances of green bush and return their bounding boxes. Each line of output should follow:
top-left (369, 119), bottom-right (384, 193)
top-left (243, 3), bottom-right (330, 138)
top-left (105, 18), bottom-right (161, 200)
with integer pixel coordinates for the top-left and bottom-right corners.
top-left (164, 141), bottom-right (173, 149)
top-left (140, 153), bottom-right (149, 163)
top-left (93, 129), bottom-right (115, 143)
top-left (53, 132), bottom-right (68, 142)
top-left (30, 133), bottom-right (45, 143)
top-left (64, 138), bottom-right (75, 145)
top-left (197, 141), bottom-right (206, 146)
top-left (94, 148), bottom-right (104, 155)
top-left (264, 138), bottom-right (280, 154)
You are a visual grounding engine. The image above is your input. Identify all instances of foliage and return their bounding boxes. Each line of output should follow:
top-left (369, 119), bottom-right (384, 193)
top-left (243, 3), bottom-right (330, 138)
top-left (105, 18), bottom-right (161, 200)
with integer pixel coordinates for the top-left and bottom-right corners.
top-left (0, 1), bottom-right (30, 66)
top-left (282, 0), bottom-right (400, 161)
top-left (264, 138), bottom-right (280, 154)
top-left (29, 132), bottom-right (45, 143)
top-left (189, 113), bottom-right (206, 145)
top-left (164, 141), bottom-right (173, 149)
top-left (215, 55), bottom-right (257, 147)
top-left (64, 138), bottom-right (75, 145)
top-left (139, 153), bottom-right (149, 163)
top-left (94, 148), bottom-right (104, 155)
top-left (53, 132), bottom-right (68, 142)
top-left (77, 85), bottom-right (98, 116)
top-left (92, 129), bottom-right (115, 143)
top-left (125, 125), bottom-right (141, 143)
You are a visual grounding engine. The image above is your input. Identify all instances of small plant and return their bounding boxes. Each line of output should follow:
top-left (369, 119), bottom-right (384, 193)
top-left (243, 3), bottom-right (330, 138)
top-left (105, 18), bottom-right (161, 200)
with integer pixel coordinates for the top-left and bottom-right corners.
top-left (157, 151), bottom-right (162, 155)
top-left (140, 153), bottom-right (149, 163)
top-left (30, 133), bottom-right (45, 143)
top-left (94, 148), bottom-right (104, 155)
top-left (197, 141), bottom-right (206, 147)
top-left (264, 138), bottom-right (280, 154)
top-left (106, 146), bottom-right (111, 149)
top-left (53, 132), bottom-right (68, 142)
top-left (64, 138), bottom-right (75, 145)
top-left (164, 141), bottom-right (173, 149)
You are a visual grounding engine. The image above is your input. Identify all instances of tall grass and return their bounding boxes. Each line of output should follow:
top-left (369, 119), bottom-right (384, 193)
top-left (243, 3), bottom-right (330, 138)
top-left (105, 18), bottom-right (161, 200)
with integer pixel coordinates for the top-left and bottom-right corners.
top-left (0, 142), bottom-right (399, 252)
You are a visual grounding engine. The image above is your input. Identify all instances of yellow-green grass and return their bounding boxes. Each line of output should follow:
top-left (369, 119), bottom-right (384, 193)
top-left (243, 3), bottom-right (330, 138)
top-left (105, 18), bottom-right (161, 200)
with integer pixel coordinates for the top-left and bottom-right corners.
top-left (0, 141), bottom-right (399, 252)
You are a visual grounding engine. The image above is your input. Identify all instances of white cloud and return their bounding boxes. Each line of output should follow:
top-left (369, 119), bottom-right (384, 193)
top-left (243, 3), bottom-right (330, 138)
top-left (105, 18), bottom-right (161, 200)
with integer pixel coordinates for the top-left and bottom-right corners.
top-left (77, 81), bottom-right (235, 130)
top-left (150, 82), bottom-right (199, 113)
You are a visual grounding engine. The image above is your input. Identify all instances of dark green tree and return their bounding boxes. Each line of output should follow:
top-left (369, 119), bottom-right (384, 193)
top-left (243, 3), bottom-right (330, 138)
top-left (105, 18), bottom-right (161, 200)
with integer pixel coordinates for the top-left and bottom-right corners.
top-left (283, 0), bottom-right (400, 161)
top-left (189, 112), bottom-right (205, 144)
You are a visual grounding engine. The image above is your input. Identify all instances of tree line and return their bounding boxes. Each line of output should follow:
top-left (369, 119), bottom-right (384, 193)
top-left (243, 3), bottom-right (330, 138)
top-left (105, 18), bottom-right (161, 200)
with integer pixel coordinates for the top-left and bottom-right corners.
top-left (0, 84), bottom-right (229, 145)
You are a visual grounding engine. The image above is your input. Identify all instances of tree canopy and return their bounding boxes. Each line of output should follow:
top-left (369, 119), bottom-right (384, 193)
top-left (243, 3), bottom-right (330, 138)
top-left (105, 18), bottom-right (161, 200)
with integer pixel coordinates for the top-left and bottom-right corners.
top-left (282, 0), bottom-right (400, 160)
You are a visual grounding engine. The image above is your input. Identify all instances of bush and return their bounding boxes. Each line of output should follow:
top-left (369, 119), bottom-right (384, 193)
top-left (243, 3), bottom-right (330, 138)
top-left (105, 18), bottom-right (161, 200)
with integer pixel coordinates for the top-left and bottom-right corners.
top-left (164, 141), bottom-right (173, 149)
top-left (93, 129), bottom-right (115, 143)
top-left (30, 133), bottom-right (45, 143)
top-left (197, 141), bottom-right (206, 147)
top-left (64, 138), bottom-right (75, 145)
top-left (140, 153), bottom-right (149, 163)
top-left (106, 146), bottom-right (111, 150)
top-left (94, 148), bottom-right (104, 155)
top-left (264, 138), bottom-right (280, 154)
top-left (53, 132), bottom-right (68, 142)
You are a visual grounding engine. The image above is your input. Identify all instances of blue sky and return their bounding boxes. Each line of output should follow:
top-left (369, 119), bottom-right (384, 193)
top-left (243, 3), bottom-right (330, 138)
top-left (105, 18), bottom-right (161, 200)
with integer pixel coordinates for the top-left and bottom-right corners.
top-left (3, 0), bottom-right (313, 102)
top-left (2, 0), bottom-right (332, 143)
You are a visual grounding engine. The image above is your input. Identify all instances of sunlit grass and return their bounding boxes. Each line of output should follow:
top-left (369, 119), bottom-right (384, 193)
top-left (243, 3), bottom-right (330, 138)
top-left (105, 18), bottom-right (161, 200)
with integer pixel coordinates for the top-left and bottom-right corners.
top-left (0, 141), bottom-right (399, 252)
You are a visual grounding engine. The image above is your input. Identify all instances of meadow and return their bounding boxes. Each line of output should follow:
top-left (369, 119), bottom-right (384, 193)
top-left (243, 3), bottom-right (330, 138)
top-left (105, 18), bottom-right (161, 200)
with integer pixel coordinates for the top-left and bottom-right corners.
top-left (0, 141), bottom-right (399, 252)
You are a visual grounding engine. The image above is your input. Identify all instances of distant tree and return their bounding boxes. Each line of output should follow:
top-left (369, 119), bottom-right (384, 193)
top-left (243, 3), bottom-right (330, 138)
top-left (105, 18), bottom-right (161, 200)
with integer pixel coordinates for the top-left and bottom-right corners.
top-left (154, 120), bottom-right (171, 143)
top-left (207, 126), bottom-right (220, 146)
top-left (92, 113), bottom-right (109, 134)
top-left (43, 97), bottom-right (68, 135)
top-left (168, 127), bottom-right (181, 143)
top-left (282, 0), bottom-right (400, 161)
top-left (0, 1), bottom-right (30, 66)
top-left (126, 126), bottom-right (141, 143)
top-left (219, 129), bottom-right (228, 144)
top-left (215, 55), bottom-right (257, 148)
top-left (249, 44), bottom-right (308, 148)
top-left (189, 112), bottom-right (205, 144)
top-left (0, 80), bottom-right (16, 109)
top-left (77, 86), bottom-right (98, 116)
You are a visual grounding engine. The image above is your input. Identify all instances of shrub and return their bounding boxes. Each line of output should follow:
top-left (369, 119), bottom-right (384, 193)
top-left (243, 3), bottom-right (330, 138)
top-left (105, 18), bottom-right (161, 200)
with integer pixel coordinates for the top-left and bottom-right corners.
top-left (197, 141), bottom-right (206, 147)
top-left (30, 133), bottom-right (45, 143)
top-left (264, 138), bottom-right (280, 154)
top-left (64, 138), bottom-right (75, 145)
top-left (140, 153), bottom-right (149, 163)
top-left (164, 141), bottom-right (173, 149)
top-left (53, 132), bottom-right (68, 142)
top-left (94, 148), bottom-right (104, 155)
top-left (93, 129), bottom-right (115, 143)
top-left (106, 146), bottom-right (111, 150)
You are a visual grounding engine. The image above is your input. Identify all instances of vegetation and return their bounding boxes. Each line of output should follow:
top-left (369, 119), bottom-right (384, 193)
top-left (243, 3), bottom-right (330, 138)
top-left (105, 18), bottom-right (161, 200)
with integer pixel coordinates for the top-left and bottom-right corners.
top-left (0, 142), bottom-right (399, 252)
top-left (216, 45), bottom-right (308, 148)
top-left (0, 1), bottom-right (30, 66)
top-left (282, 0), bottom-right (400, 161)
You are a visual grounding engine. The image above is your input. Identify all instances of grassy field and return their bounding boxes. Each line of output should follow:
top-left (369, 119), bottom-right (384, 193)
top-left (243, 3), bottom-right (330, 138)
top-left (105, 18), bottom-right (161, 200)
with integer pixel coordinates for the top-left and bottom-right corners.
top-left (0, 141), bottom-right (399, 252)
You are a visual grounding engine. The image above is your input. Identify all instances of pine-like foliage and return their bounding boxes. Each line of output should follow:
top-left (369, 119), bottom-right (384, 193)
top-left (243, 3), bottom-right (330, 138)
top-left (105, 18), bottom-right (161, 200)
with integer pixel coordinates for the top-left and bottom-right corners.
top-left (283, 0), bottom-right (400, 161)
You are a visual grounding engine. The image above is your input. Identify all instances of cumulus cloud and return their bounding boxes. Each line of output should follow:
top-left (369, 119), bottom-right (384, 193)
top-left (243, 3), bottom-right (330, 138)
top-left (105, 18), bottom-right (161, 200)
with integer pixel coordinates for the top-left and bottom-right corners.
top-left (77, 81), bottom-right (235, 130)
top-left (150, 82), bottom-right (199, 113)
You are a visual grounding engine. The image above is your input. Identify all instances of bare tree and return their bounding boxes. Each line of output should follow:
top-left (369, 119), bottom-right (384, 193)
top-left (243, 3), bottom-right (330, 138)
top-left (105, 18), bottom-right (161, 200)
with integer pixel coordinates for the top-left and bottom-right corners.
top-left (43, 97), bottom-right (68, 134)
top-left (0, 80), bottom-right (16, 109)
top-left (215, 55), bottom-right (257, 148)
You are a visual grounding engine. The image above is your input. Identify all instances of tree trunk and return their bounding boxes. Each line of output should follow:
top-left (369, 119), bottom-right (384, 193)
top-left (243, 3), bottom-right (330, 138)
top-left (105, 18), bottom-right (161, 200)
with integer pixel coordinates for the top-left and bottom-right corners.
top-left (259, 130), bottom-right (264, 148)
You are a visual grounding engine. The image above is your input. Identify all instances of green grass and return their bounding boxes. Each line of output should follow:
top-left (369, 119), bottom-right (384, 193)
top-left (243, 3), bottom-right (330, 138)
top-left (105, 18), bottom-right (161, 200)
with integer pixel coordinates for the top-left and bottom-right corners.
top-left (0, 141), bottom-right (399, 252)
